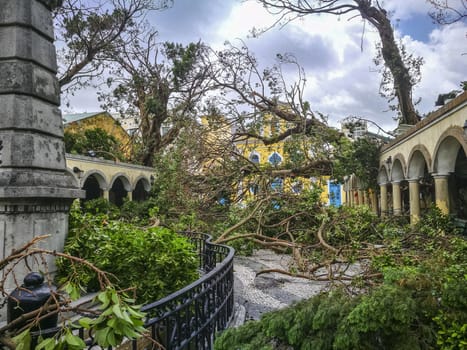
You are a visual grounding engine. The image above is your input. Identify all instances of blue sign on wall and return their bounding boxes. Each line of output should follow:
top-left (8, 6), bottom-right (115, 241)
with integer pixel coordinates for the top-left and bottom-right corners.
top-left (328, 181), bottom-right (342, 207)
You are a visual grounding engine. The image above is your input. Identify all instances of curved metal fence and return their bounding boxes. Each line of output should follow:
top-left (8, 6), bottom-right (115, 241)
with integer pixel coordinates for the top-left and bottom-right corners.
top-left (139, 232), bottom-right (235, 349)
top-left (33, 232), bottom-right (235, 350)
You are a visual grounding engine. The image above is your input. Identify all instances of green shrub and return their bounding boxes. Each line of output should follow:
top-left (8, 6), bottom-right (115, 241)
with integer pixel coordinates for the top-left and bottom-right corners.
top-left (416, 205), bottom-right (458, 237)
top-left (119, 198), bottom-right (159, 225)
top-left (57, 212), bottom-right (199, 304)
top-left (215, 279), bottom-right (439, 350)
top-left (82, 198), bottom-right (120, 218)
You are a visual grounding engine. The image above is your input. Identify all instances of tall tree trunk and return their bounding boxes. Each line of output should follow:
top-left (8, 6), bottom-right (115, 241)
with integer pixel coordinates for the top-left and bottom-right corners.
top-left (358, 1), bottom-right (420, 125)
top-left (257, 0), bottom-right (421, 125)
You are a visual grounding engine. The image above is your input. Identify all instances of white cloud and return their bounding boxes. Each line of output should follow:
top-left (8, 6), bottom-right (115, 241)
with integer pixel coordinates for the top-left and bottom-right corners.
top-left (385, 0), bottom-right (431, 19)
top-left (406, 22), bottom-right (466, 115)
top-left (65, 0), bottom-right (466, 135)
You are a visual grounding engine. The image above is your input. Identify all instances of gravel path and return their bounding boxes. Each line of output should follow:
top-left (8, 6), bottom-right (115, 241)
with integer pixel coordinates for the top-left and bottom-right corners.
top-left (233, 249), bottom-right (329, 322)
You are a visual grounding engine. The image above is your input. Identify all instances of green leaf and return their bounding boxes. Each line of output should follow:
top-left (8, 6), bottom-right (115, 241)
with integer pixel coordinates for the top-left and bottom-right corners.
top-left (106, 329), bottom-right (119, 347)
top-left (97, 291), bottom-right (110, 309)
top-left (78, 317), bottom-right (94, 329)
top-left (65, 332), bottom-right (86, 348)
top-left (111, 290), bottom-right (120, 305)
top-left (12, 329), bottom-right (31, 350)
top-left (95, 327), bottom-right (111, 346)
top-left (112, 304), bottom-right (125, 320)
top-left (35, 337), bottom-right (55, 350)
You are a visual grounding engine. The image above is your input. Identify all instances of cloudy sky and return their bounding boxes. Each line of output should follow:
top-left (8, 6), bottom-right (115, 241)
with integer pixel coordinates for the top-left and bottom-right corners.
top-left (65, 0), bottom-right (466, 133)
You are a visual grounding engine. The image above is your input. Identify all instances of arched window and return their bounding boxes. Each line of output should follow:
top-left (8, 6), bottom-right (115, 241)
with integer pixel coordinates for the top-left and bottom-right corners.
top-left (268, 152), bottom-right (283, 166)
top-left (249, 151), bottom-right (260, 164)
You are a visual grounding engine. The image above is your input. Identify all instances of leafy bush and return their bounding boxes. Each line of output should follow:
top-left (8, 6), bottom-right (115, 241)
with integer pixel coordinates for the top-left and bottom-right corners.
top-left (58, 211), bottom-right (199, 304)
top-left (65, 127), bottom-right (125, 161)
top-left (215, 278), bottom-right (438, 350)
top-left (82, 198), bottom-right (120, 218)
top-left (119, 197), bottom-right (160, 225)
top-left (80, 197), bottom-right (163, 226)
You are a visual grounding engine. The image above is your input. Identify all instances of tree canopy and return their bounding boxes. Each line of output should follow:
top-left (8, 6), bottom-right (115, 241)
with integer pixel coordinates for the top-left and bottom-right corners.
top-left (100, 31), bottom-right (213, 166)
top-left (54, 0), bottom-right (172, 93)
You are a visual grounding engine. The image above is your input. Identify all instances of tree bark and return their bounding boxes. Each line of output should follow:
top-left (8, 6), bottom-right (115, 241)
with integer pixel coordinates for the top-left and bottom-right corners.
top-left (358, 1), bottom-right (420, 125)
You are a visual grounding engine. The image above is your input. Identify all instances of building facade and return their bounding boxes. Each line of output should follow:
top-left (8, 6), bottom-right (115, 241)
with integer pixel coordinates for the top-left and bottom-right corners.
top-left (377, 91), bottom-right (467, 224)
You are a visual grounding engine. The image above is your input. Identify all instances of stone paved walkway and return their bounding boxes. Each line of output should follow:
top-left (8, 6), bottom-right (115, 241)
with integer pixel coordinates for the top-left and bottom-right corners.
top-left (233, 249), bottom-right (329, 323)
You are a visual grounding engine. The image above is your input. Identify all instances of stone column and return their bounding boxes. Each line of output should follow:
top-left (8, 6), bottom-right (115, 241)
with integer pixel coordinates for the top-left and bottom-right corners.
top-left (0, 0), bottom-right (84, 300)
top-left (127, 191), bottom-right (133, 202)
top-left (370, 190), bottom-right (378, 214)
top-left (103, 190), bottom-right (110, 201)
top-left (363, 190), bottom-right (369, 206)
top-left (408, 179), bottom-right (421, 224)
top-left (380, 183), bottom-right (388, 217)
top-left (433, 174), bottom-right (450, 215)
top-left (392, 181), bottom-right (402, 215)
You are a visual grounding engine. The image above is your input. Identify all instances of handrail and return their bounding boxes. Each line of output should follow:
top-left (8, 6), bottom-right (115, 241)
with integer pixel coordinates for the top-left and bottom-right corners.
top-left (33, 232), bottom-right (235, 350)
top-left (139, 232), bottom-right (235, 349)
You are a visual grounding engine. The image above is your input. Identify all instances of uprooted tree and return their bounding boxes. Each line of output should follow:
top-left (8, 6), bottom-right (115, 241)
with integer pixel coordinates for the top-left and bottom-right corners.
top-left (147, 43), bottom-right (381, 257)
top-left (214, 206), bottom-right (467, 349)
top-left (254, 0), bottom-right (422, 125)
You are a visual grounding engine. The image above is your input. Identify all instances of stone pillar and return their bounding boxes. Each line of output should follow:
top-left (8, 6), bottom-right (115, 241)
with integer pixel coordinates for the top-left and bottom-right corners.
top-left (363, 190), bottom-right (369, 206)
top-left (392, 181), bottom-right (402, 215)
top-left (0, 0), bottom-right (84, 305)
top-left (408, 179), bottom-right (421, 224)
top-left (380, 183), bottom-right (388, 217)
top-left (370, 190), bottom-right (378, 214)
top-left (103, 190), bottom-right (110, 201)
top-left (433, 174), bottom-right (450, 215)
top-left (127, 191), bottom-right (133, 202)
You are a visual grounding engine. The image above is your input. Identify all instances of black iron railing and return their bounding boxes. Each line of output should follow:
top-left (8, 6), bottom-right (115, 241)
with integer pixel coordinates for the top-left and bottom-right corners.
top-left (139, 232), bottom-right (235, 349)
top-left (33, 232), bottom-right (235, 349)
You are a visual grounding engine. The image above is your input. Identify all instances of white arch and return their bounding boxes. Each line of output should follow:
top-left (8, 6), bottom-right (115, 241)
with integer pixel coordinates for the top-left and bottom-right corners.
top-left (407, 150), bottom-right (429, 179)
top-left (390, 158), bottom-right (405, 182)
top-left (377, 165), bottom-right (389, 184)
top-left (109, 173), bottom-right (132, 192)
top-left (133, 175), bottom-right (151, 192)
top-left (249, 151), bottom-right (260, 164)
top-left (434, 135), bottom-right (463, 174)
top-left (81, 170), bottom-right (109, 190)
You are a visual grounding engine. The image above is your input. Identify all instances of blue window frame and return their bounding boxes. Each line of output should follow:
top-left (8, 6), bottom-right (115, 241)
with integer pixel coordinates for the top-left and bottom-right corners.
top-left (268, 152), bottom-right (282, 166)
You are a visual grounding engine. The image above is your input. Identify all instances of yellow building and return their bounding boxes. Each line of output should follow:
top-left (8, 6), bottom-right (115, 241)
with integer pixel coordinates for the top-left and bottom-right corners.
top-left (234, 114), bottom-right (342, 206)
top-left (63, 111), bottom-right (132, 156)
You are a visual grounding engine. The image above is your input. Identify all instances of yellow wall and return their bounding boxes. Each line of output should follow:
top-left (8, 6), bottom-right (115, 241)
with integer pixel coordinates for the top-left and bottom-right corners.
top-left (201, 112), bottom-right (343, 205)
top-left (236, 139), bottom-right (332, 205)
top-left (65, 112), bottom-right (132, 155)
